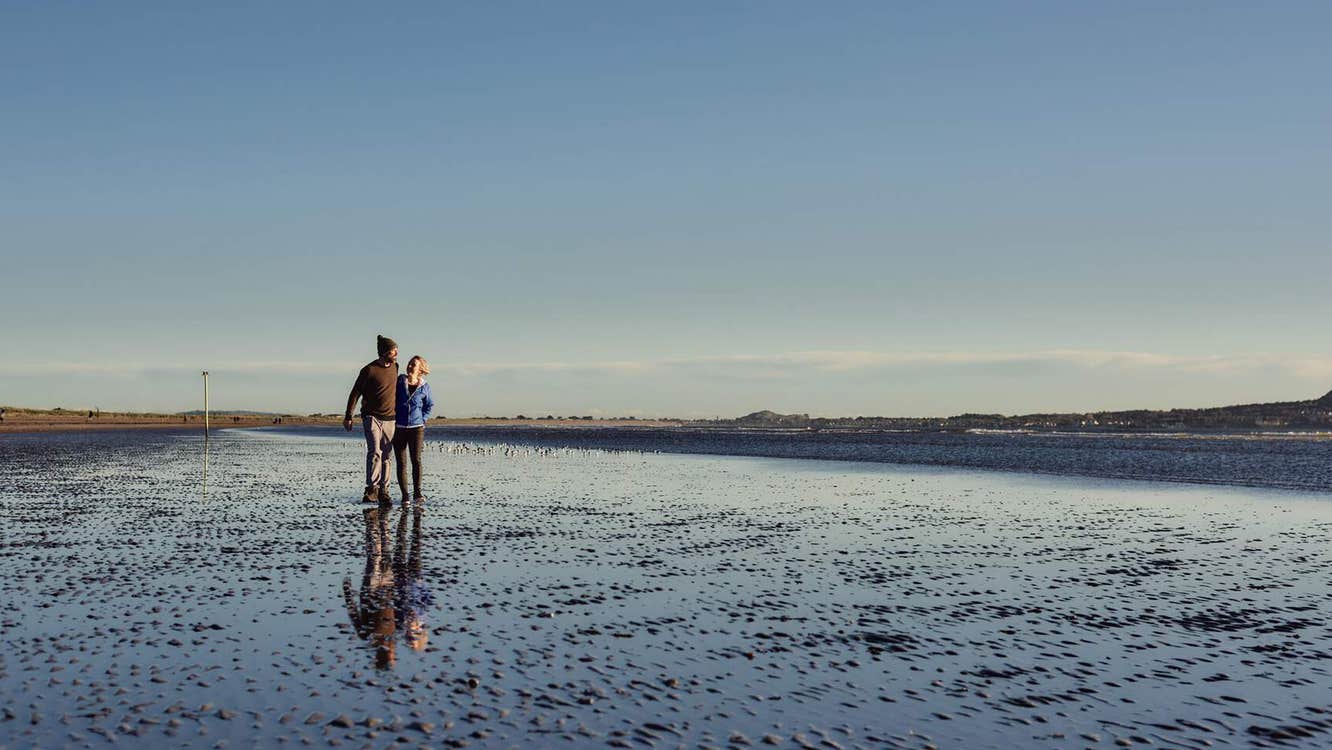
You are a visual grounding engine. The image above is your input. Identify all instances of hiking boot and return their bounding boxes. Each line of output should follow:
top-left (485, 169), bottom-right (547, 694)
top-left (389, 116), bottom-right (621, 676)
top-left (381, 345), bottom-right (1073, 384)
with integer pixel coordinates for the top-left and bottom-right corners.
top-left (376, 485), bottom-right (392, 503)
top-left (361, 486), bottom-right (377, 503)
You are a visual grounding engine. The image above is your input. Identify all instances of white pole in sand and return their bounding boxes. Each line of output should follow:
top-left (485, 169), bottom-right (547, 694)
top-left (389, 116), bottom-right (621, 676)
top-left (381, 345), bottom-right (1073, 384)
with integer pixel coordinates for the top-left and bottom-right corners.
top-left (202, 371), bottom-right (210, 435)
top-left (201, 370), bottom-right (210, 497)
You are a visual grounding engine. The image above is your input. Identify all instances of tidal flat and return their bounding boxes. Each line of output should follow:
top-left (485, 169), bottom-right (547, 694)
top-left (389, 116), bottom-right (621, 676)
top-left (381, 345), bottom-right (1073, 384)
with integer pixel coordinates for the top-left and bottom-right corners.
top-left (1, 428), bottom-right (1330, 749)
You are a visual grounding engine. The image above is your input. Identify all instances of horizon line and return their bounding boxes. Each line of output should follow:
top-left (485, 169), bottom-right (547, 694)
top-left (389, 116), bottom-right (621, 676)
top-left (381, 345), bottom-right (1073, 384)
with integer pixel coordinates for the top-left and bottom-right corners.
top-left (6, 384), bottom-right (1328, 423)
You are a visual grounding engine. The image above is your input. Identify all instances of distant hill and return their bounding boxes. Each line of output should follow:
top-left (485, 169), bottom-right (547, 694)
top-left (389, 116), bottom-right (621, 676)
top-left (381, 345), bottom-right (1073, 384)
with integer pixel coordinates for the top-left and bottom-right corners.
top-left (734, 410), bottom-right (811, 427)
top-left (704, 390), bottom-right (1332, 431)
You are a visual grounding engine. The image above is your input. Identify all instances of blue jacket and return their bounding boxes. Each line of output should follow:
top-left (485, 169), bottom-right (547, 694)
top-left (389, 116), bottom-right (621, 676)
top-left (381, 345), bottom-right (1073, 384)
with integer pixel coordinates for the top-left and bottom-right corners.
top-left (395, 376), bottom-right (434, 427)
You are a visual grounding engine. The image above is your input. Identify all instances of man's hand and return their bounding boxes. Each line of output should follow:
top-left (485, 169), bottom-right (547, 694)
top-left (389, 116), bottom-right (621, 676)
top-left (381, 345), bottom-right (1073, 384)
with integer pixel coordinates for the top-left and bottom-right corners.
top-left (343, 417), bottom-right (354, 432)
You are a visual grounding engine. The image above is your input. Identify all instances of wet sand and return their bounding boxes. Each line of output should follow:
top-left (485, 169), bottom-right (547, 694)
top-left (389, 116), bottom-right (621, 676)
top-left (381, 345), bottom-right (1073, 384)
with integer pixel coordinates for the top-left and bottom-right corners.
top-left (1, 428), bottom-right (1330, 749)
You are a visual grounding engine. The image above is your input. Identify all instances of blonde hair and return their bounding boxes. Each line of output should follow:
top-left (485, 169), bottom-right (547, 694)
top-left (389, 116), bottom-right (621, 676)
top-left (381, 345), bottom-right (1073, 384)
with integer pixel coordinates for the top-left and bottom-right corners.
top-left (407, 356), bottom-right (430, 377)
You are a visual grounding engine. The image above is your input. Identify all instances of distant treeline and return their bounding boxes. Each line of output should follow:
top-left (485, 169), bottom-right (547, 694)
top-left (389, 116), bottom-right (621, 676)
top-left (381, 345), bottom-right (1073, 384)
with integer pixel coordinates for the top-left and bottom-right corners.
top-left (456, 415), bottom-right (640, 421)
top-left (12, 389), bottom-right (1332, 431)
top-left (298, 413), bottom-right (652, 422)
top-left (695, 391), bottom-right (1332, 432)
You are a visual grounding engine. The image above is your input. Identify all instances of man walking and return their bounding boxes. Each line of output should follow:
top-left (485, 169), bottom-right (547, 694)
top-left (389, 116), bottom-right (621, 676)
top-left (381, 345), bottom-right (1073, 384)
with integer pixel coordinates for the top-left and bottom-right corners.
top-left (345, 335), bottom-right (399, 503)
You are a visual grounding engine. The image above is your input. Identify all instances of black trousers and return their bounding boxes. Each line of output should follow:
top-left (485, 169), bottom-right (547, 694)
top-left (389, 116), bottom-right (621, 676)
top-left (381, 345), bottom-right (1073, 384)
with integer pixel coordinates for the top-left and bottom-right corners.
top-left (392, 425), bottom-right (424, 498)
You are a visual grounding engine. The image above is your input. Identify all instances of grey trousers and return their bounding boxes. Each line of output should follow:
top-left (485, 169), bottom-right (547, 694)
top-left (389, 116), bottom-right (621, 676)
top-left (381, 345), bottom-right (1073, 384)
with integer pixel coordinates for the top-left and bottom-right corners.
top-left (362, 416), bottom-right (396, 489)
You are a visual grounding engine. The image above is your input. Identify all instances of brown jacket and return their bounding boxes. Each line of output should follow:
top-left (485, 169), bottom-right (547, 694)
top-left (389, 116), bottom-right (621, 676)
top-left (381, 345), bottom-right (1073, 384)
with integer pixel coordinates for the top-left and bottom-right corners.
top-left (346, 360), bottom-right (399, 420)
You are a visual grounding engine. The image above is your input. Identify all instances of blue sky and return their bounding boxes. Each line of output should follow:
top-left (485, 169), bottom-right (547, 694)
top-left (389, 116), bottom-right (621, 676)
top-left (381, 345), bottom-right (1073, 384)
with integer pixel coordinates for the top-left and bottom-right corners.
top-left (3, 2), bottom-right (1330, 417)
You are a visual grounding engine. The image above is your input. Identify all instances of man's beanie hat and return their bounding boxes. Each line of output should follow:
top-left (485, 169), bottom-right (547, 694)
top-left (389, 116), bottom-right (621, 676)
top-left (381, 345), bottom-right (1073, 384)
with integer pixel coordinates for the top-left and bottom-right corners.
top-left (377, 335), bottom-right (398, 356)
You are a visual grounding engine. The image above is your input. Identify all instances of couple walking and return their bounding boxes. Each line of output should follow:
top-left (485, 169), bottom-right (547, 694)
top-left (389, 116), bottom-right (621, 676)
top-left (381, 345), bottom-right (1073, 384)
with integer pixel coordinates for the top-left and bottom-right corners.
top-left (344, 335), bottom-right (434, 504)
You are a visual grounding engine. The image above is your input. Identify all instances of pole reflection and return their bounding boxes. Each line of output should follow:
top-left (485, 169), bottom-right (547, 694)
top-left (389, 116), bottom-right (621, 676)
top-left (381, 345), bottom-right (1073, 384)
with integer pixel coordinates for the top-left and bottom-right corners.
top-left (201, 433), bottom-right (208, 499)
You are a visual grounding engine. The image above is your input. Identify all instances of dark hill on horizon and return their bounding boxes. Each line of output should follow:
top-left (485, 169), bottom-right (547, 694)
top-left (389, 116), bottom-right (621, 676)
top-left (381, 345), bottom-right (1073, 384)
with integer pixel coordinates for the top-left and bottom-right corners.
top-left (707, 390), bottom-right (1332, 431)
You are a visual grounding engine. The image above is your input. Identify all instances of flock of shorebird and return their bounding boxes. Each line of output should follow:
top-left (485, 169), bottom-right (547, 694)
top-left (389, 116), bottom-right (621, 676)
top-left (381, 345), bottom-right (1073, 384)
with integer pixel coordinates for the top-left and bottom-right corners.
top-left (412, 441), bottom-right (656, 458)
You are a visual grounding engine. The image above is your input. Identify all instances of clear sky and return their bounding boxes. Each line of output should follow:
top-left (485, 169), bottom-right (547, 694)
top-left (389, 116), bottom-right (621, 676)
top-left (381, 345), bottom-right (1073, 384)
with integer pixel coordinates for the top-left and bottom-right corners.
top-left (3, 2), bottom-right (1330, 417)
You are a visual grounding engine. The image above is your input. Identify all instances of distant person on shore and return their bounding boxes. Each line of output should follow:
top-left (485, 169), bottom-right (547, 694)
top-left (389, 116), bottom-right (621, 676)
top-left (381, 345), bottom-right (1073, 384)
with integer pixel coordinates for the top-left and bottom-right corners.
top-left (393, 356), bottom-right (434, 503)
top-left (345, 335), bottom-right (399, 503)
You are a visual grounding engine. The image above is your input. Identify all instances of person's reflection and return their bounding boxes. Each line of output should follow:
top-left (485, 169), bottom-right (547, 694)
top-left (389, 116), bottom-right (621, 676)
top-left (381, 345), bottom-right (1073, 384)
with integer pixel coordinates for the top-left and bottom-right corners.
top-left (343, 501), bottom-right (432, 668)
top-left (344, 506), bottom-right (398, 668)
top-left (394, 501), bottom-right (433, 652)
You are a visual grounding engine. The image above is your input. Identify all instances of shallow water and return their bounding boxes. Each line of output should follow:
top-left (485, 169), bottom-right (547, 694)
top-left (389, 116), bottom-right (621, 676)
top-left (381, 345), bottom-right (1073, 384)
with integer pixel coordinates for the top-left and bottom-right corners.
top-left (1, 428), bottom-right (1330, 749)
top-left (292, 424), bottom-right (1332, 493)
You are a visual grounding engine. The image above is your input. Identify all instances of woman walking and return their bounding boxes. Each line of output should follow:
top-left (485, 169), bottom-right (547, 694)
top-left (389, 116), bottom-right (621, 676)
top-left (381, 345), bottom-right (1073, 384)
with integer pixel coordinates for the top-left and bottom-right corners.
top-left (393, 355), bottom-right (434, 503)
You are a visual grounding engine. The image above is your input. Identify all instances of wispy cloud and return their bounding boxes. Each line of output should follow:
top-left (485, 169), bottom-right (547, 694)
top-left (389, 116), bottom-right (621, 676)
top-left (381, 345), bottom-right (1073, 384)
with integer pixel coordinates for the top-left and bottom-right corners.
top-left (691, 350), bottom-right (1332, 380)
top-left (654, 350), bottom-right (1332, 376)
top-left (0, 361), bottom-right (349, 378)
top-left (443, 360), bottom-right (650, 377)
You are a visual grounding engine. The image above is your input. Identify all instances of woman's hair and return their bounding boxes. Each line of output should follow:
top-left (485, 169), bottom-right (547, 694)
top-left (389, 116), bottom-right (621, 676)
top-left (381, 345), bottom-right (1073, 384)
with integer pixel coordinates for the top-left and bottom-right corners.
top-left (407, 356), bottom-right (430, 377)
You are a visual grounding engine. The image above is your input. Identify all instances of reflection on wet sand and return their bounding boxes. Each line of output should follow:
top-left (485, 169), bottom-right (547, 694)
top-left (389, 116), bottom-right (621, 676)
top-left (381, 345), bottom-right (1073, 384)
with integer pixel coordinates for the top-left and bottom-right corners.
top-left (201, 433), bottom-right (209, 498)
top-left (5, 428), bottom-right (1332, 749)
top-left (343, 501), bottom-right (433, 669)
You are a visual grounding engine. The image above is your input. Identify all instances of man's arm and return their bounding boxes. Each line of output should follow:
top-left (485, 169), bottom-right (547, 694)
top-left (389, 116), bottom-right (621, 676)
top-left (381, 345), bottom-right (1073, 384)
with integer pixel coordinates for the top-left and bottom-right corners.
top-left (343, 370), bottom-right (364, 431)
